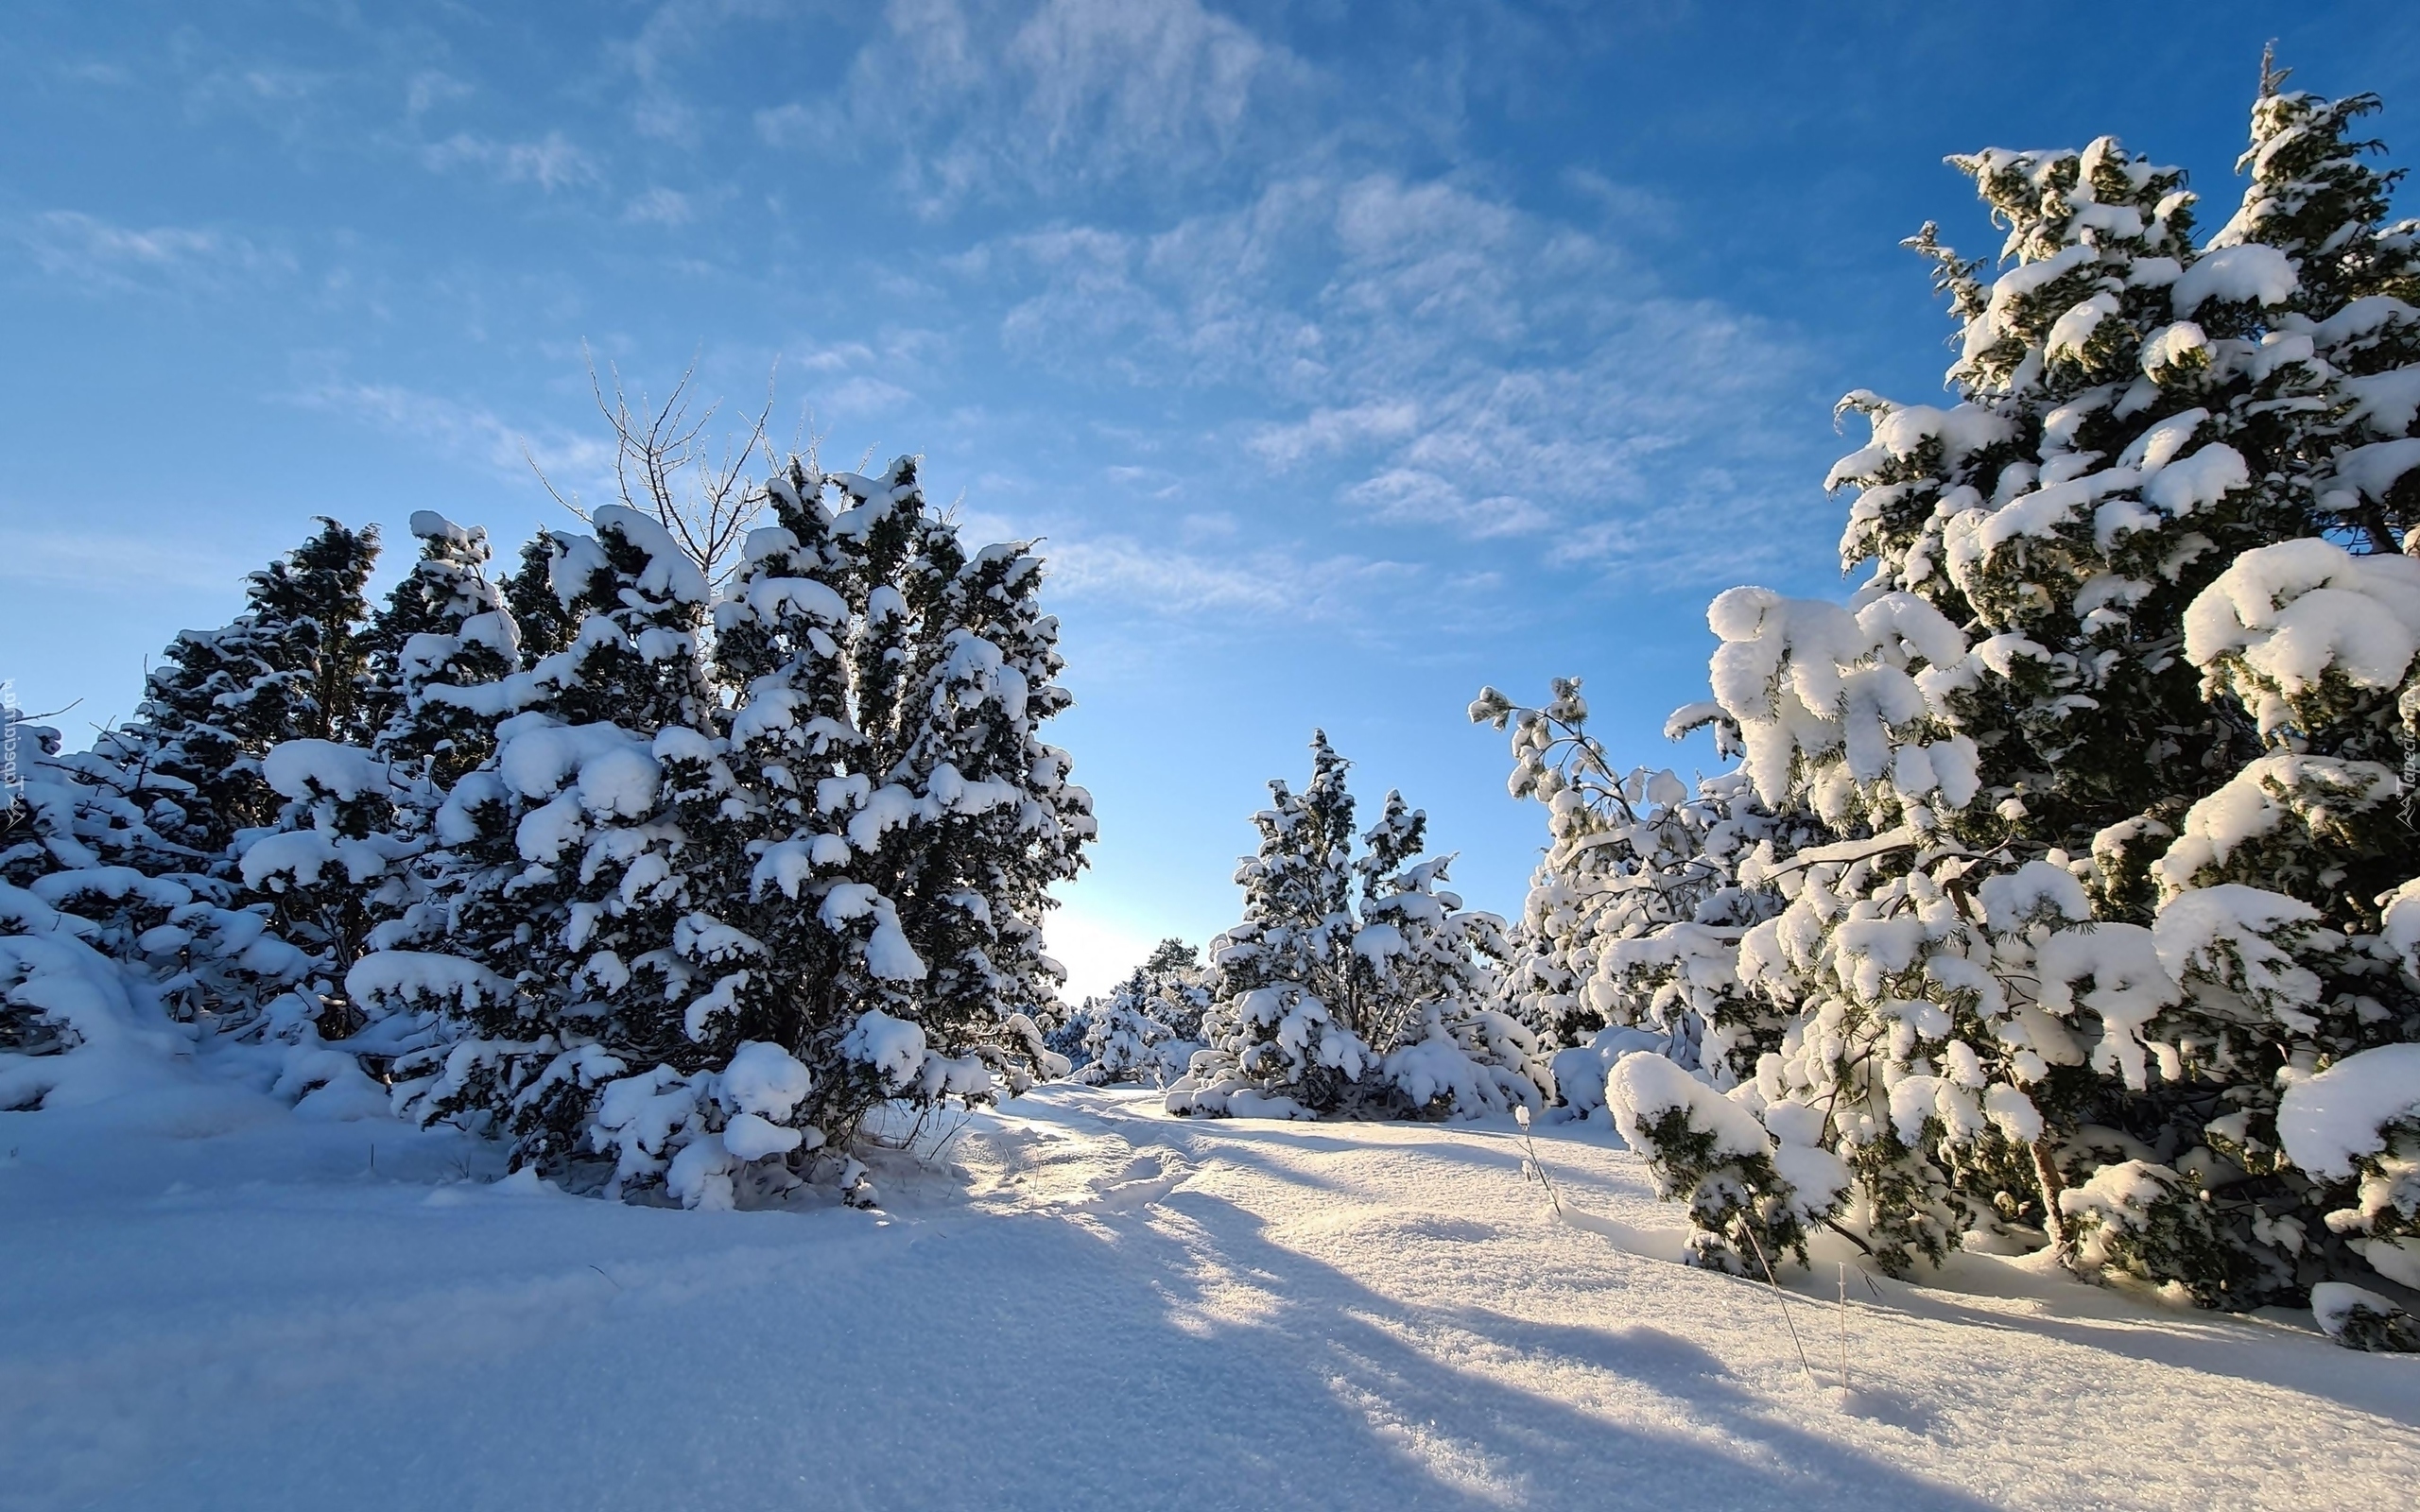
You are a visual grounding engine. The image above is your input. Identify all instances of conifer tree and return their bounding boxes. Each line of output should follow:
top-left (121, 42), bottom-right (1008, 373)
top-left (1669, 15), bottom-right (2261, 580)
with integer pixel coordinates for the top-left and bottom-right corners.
top-left (358, 458), bottom-right (1096, 1207)
top-left (1471, 679), bottom-right (1806, 1080)
top-left (364, 511), bottom-right (521, 787)
top-left (1481, 65), bottom-right (2420, 1321)
top-left (502, 527), bottom-right (575, 663)
top-left (29, 521), bottom-right (385, 1037)
top-left (378, 504), bottom-right (731, 1176)
top-left (1171, 732), bottom-right (1543, 1120)
top-left (107, 519), bottom-right (381, 860)
top-left (1074, 940), bottom-right (1208, 1086)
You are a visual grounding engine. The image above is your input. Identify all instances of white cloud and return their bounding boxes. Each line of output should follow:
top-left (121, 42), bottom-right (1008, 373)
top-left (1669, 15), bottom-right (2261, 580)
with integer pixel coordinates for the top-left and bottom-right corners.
top-left (623, 186), bottom-right (695, 225)
top-left (1043, 531), bottom-right (1414, 621)
top-left (405, 70), bottom-right (474, 120)
top-left (1249, 401), bottom-right (1422, 468)
top-left (422, 130), bottom-right (603, 192)
top-left (791, 340), bottom-right (878, 374)
top-left (1340, 469), bottom-right (1550, 539)
top-left (1561, 167), bottom-right (1679, 235)
top-left (613, 0), bottom-right (796, 144)
top-left (969, 167), bottom-right (1817, 576)
top-left (821, 375), bottom-right (916, 417)
top-left (757, 0), bottom-right (1318, 213)
top-left (291, 381), bottom-right (615, 492)
top-left (11, 211), bottom-right (291, 295)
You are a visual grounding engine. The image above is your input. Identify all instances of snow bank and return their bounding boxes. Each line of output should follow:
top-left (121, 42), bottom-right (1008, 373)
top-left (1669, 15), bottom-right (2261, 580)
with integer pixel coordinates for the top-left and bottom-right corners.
top-left (0, 905), bottom-right (195, 1111)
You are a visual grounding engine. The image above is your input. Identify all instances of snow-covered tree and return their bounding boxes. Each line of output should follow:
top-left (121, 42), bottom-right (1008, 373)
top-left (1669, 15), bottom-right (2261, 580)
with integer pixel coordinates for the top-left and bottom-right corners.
top-left (710, 459), bottom-right (1093, 1146)
top-left (1482, 66), bottom-right (2420, 1324)
top-left (3, 701), bottom-right (318, 1109)
top-left (105, 519), bottom-right (381, 861)
top-left (11, 522), bottom-right (381, 1041)
top-left (372, 503), bottom-right (734, 1177)
top-left (1471, 679), bottom-right (1809, 1082)
top-left (237, 740), bottom-right (417, 1037)
top-left (364, 511), bottom-right (522, 788)
top-left (502, 528), bottom-right (575, 665)
top-left (358, 457), bottom-right (1095, 1208)
top-left (1073, 939), bottom-right (1211, 1086)
top-left (1170, 732), bottom-right (1544, 1120)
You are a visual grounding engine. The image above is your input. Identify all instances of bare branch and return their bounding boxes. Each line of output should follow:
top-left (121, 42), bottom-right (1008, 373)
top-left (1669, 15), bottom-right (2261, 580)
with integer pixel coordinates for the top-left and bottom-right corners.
top-left (529, 346), bottom-right (781, 594)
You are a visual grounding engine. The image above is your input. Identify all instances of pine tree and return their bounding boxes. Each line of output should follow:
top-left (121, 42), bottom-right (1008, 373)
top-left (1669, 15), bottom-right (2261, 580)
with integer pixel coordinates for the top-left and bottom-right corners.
top-left (372, 503), bottom-right (731, 1177)
top-left (1171, 732), bottom-right (1543, 1120)
top-left (1481, 65), bottom-right (2420, 1319)
top-left (107, 519), bottom-right (382, 861)
top-left (714, 459), bottom-right (1094, 1146)
top-left (1074, 941), bottom-right (1208, 1086)
top-left (359, 457), bottom-right (1097, 1208)
top-left (502, 527), bottom-right (576, 664)
top-left (1471, 679), bottom-right (1806, 1084)
top-left (1138, 937), bottom-right (1212, 1043)
top-left (26, 521), bottom-right (383, 1038)
top-left (365, 511), bottom-right (521, 787)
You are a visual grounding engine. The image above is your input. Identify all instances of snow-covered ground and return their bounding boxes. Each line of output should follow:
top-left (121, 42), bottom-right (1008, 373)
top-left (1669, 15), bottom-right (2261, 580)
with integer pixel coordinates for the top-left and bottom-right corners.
top-left (5, 1076), bottom-right (2414, 1511)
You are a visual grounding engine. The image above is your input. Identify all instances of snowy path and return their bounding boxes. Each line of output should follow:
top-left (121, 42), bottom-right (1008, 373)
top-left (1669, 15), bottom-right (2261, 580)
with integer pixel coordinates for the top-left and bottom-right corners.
top-left (3, 1081), bottom-right (2415, 1510)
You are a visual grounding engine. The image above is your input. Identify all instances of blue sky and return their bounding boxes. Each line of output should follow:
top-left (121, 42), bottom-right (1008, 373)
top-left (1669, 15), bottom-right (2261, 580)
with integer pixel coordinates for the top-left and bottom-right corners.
top-left (5, 1), bottom-right (2414, 997)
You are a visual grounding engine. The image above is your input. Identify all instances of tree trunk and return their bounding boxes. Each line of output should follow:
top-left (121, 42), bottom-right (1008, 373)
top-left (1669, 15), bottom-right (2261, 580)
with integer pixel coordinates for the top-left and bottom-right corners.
top-left (2031, 1137), bottom-right (2068, 1249)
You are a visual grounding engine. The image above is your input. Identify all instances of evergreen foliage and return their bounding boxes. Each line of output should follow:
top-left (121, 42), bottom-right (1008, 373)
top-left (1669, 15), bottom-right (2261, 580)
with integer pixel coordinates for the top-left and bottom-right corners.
top-left (106, 519), bottom-right (381, 860)
top-left (8, 452), bottom-right (1094, 1211)
top-left (1481, 64), bottom-right (2420, 1330)
top-left (337, 459), bottom-right (1097, 1205)
top-left (1068, 938), bottom-right (1210, 1086)
top-left (1169, 732), bottom-right (1545, 1120)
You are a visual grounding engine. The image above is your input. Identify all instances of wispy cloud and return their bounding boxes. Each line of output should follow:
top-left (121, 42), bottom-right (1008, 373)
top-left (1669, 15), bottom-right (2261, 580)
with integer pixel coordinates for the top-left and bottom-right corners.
top-left (612, 0), bottom-right (796, 144)
top-left (1043, 532), bottom-right (1416, 622)
top-left (1249, 401), bottom-right (1423, 468)
top-left (622, 186), bottom-right (694, 225)
top-left (756, 0), bottom-right (1317, 213)
top-left (10, 211), bottom-right (292, 295)
top-left (969, 169), bottom-right (1817, 576)
top-left (405, 70), bottom-right (474, 120)
top-left (422, 130), bottom-right (603, 192)
top-left (291, 380), bottom-right (615, 491)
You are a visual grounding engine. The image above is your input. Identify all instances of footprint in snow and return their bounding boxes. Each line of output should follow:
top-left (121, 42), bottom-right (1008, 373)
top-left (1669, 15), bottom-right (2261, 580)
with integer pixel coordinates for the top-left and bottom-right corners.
top-left (1065, 1149), bottom-right (1194, 1214)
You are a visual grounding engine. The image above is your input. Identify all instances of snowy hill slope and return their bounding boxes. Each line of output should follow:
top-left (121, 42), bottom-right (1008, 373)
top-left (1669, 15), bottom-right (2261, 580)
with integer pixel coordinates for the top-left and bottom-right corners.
top-left (3, 1080), bottom-right (2413, 1511)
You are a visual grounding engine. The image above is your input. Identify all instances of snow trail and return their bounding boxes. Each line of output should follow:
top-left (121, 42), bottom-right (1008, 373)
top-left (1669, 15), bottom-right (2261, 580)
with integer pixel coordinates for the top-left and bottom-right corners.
top-left (3, 1082), bottom-right (2413, 1510)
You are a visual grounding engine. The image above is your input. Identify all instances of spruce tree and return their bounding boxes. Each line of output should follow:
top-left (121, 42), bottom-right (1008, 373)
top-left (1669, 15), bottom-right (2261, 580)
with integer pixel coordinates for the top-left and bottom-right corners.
top-left (1074, 942), bottom-right (1207, 1086)
top-left (1171, 732), bottom-right (1544, 1119)
top-left (1480, 65), bottom-right (2420, 1319)
top-left (107, 519), bottom-right (381, 860)
top-left (364, 511), bottom-right (522, 788)
top-left (24, 521), bottom-right (383, 1038)
top-left (359, 457), bottom-right (1097, 1207)
top-left (1472, 679), bottom-right (1806, 1081)
top-left (378, 504), bottom-right (730, 1177)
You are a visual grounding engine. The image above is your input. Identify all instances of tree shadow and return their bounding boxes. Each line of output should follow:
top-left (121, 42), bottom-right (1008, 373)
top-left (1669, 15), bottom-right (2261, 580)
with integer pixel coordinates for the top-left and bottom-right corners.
top-left (58, 1168), bottom-right (2004, 1512)
top-left (1858, 1268), bottom-right (2420, 1422)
